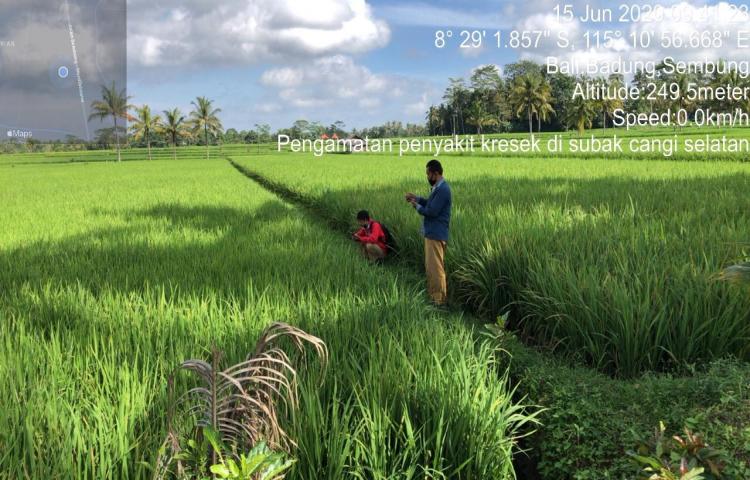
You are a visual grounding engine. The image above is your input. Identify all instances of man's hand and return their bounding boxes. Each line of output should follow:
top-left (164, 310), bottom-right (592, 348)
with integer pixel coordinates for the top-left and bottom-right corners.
top-left (405, 192), bottom-right (417, 203)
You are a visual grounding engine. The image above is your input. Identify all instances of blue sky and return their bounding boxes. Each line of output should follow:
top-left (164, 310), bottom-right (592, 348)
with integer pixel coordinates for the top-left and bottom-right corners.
top-left (126, 0), bottom-right (742, 131)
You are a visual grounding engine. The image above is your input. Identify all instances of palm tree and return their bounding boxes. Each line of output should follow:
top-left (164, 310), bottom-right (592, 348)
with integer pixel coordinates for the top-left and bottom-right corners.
top-left (509, 74), bottom-right (554, 136)
top-left (565, 96), bottom-right (597, 135)
top-left (443, 78), bottom-right (468, 136)
top-left (598, 76), bottom-right (624, 130)
top-left (466, 99), bottom-right (498, 135)
top-left (533, 85), bottom-right (555, 133)
top-left (162, 108), bottom-right (189, 161)
top-left (130, 105), bottom-right (162, 161)
top-left (598, 96), bottom-right (621, 130)
top-left (189, 97), bottom-right (223, 160)
top-left (671, 72), bottom-right (694, 130)
top-left (89, 82), bottom-right (131, 162)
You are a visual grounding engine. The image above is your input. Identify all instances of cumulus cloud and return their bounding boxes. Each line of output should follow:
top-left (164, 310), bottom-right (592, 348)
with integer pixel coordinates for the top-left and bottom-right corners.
top-left (259, 55), bottom-right (437, 120)
top-left (262, 55), bottom-right (399, 109)
top-left (128, 0), bottom-right (390, 66)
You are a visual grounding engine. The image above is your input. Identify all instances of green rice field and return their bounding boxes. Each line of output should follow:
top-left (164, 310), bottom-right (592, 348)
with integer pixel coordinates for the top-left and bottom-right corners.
top-left (2, 130), bottom-right (750, 478)
top-left (0, 158), bottom-right (531, 479)
top-left (233, 152), bottom-right (750, 377)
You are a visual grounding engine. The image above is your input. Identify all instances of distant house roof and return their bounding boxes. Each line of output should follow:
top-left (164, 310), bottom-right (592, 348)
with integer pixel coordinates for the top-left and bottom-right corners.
top-left (321, 133), bottom-right (329, 139)
top-left (332, 133), bottom-right (339, 140)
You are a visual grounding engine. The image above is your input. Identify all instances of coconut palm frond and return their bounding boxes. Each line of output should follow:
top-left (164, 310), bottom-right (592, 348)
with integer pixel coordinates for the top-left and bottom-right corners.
top-left (156, 322), bottom-right (326, 479)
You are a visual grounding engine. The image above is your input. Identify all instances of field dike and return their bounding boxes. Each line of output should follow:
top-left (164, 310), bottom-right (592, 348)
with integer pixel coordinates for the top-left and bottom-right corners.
top-left (225, 155), bottom-right (750, 479)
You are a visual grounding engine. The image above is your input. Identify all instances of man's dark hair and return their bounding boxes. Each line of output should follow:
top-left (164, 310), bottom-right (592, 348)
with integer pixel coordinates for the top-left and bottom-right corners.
top-left (426, 159), bottom-right (443, 175)
top-left (356, 210), bottom-right (370, 221)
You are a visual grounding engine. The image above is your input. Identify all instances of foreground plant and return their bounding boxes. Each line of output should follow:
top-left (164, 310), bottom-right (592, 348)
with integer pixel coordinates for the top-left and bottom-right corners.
top-left (630, 422), bottom-right (726, 480)
top-left (208, 434), bottom-right (294, 480)
top-left (154, 322), bottom-right (327, 479)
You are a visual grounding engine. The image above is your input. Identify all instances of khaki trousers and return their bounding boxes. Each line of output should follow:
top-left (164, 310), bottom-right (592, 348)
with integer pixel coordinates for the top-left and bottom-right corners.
top-left (424, 238), bottom-right (447, 305)
top-left (362, 243), bottom-right (386, 262)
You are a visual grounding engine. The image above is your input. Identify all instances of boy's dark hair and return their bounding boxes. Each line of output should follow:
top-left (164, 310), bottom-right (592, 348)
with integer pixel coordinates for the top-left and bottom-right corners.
top-left (356, 210), bottom-right (370, 221)
top-left (426, 159), bottom-right (443, 175)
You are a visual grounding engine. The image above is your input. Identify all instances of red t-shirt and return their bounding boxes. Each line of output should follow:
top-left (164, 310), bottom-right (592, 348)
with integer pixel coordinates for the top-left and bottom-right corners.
top-left (355, 221), bottom-right (387, 252)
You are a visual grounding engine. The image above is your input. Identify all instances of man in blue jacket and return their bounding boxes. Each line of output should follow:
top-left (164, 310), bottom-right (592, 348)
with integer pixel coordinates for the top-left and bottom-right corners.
top-left (405, 159), bottom-right (452, 306)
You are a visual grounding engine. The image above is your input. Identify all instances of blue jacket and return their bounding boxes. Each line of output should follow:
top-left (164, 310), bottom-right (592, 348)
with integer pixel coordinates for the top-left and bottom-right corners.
top-left (416, 179), bottom-right (452, 242)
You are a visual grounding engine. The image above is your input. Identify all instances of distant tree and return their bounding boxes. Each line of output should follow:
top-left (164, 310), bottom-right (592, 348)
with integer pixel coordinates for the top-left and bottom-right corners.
top-left (629, 69), bottom-right (653, 114)
top-left (510, 74), bottom-right (554, 136)
top-left (598, 75), bottom-right (624, 129)
top-left (329, 120), bottom-right (347, 137)
top-left (189, 97), bottom-right (223, 160)
top-left (443, 78), bottom-right (469, 135)
top-left (466, 99), bottom-right (498, 135)
top-left (566, 96), bottom-right (597, 135)
top-left (504, 60), bottom-right (544, 83)
top-left (224, 128), bottom-right (240, 144)
top-left (547, 72), bottom-right (576, 130)
top-left (94, 126), bottom-right (127, 149)
top-left (254, 123), bottom-right (271, 143)
top-left (89, 82), bottom-right (132, 162)
top-left (130, 105), bottom-right (162, 160)
top-left (471, 64), bottom-right (506, 131)
top-left (470, 64), bottom-right (503, 92)
top-left (162, 108), bottom-right (189, 161)
top-left (533, 82), bottom-right (555, 132)
top-left (426, 106), bottom-right (442, 136)
top-left (670, 72), bottom-right (695, 129)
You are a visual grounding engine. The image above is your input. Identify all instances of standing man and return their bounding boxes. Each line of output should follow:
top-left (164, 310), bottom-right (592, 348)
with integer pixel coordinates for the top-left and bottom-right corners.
top-left (405, 159), bottom-right (452, 306)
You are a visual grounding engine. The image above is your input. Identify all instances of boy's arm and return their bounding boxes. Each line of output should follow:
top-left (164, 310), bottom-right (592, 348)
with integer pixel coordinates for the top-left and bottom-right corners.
top-left (357, 223), bottom-right (383, 243)
top-left (353, 227), bottom-right (366, 241)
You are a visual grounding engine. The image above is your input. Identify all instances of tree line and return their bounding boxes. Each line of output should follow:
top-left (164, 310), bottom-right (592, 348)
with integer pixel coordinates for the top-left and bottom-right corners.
top-left (427, 59), bottom-right (750, 137)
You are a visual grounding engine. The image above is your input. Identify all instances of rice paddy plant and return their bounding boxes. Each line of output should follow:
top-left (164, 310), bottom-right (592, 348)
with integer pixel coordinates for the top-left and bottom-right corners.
top-left (233, 153), bottom-right (750, 376)
top-left (0, 158), bottom-right (532, 478)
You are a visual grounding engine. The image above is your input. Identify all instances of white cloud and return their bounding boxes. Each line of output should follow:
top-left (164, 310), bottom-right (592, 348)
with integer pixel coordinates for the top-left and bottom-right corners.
top-left (262, 55), bottom-right (395, 107)
top-left (405, 93), bottom-right (430, 116)
top-left (128, 0), bottom-right (390, 66)
top-left (260, 55), bottom-right (436, 118)
top-left (255, 103), bottom-right (281, 113)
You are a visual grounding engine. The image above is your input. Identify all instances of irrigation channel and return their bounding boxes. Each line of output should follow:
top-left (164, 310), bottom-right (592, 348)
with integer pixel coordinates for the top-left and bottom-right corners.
top-left (224, 155), bottom-right (543, 478)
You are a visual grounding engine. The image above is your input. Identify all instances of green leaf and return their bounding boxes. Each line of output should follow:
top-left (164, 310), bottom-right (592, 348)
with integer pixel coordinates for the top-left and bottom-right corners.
top-left (210, 463), bottom-right (231, 478)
